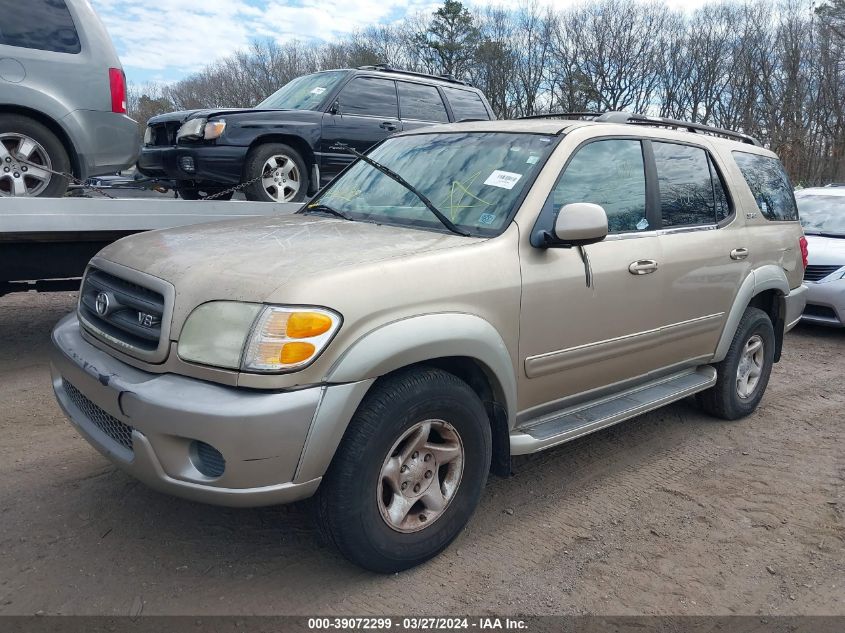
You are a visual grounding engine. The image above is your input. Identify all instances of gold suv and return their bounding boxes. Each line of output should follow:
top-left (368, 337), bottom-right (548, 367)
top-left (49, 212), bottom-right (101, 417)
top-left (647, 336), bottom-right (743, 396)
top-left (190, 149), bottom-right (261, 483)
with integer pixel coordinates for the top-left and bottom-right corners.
top-left (50, 113), bottom-right (808, 572)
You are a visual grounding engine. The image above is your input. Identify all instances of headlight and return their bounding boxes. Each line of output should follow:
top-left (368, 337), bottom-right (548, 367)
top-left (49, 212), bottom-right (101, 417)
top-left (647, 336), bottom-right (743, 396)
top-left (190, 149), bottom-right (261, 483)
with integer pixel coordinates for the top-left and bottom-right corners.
top-left (143, 126), bottom-right (153, 145)
top-left (204, 119), bottom-right (226, 140)
top-left (177, 302), bottom-right (341, 372)
top-left (176, 118), bottom-right (206, 141)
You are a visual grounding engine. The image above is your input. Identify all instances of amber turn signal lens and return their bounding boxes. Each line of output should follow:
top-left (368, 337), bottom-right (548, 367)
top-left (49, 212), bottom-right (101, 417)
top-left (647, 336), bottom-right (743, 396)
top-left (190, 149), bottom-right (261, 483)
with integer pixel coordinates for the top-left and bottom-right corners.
top-left (280, 342), bottom-right (316, 364)
top-left (286, 312), bottom-right (333, 338)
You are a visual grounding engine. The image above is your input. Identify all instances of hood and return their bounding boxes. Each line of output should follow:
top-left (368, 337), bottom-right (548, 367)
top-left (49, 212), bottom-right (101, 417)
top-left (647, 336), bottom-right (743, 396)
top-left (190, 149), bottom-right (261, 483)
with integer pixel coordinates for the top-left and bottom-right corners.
top-left (805, 234), bottom-right (845, 267)
top-left (147, 108), bottom-right (293, 125)
top-left (97, 213), bottom-right (473, 305)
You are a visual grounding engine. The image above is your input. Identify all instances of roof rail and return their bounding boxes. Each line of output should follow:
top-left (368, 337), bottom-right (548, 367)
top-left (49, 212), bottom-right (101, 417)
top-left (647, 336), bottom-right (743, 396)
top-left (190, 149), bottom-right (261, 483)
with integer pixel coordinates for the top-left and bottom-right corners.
top-left (356, 64), bottom-right (472, 87)
top-left (597, 111), bottom-right (761, 146)
top-left (518, 111), bottom-right (601, 120)
top-left (517, 110), bottom-right (760, 145)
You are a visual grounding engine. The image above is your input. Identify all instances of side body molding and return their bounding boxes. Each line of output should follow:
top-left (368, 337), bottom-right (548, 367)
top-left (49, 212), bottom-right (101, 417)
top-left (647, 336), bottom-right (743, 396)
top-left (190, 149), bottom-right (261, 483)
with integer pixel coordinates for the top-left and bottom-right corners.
top-left (294, 313), bottom-right (517, 484)
top-left (712, 265), bottom-right (790, 362)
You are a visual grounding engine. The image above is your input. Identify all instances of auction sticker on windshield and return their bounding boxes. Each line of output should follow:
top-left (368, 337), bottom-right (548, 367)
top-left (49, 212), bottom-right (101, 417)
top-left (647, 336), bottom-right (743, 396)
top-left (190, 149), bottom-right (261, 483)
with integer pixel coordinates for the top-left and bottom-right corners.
top-left (484, 170), bottom-right (522, 189)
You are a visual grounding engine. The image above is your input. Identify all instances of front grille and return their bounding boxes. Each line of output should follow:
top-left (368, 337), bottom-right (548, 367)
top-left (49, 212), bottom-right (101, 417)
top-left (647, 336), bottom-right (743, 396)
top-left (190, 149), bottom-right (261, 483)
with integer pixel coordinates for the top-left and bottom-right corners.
top-left (78, 268), bottom-right (165, 353)
top-left (63, 380), bottom-right (135, 451)
top-left (803, 304), bottom-right (839, 320)
top-left (804, 264), bottom-right (842, 282)
top-left (148, 121), bottom-right (181, 146)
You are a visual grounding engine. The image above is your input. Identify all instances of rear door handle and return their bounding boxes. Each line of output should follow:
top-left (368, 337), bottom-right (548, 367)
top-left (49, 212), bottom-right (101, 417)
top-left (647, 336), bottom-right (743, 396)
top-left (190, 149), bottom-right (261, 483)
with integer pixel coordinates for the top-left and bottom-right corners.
top-left (730, 248), bottom-right (749, 260)
top-left (628, 259), bottom-right (659, 275)
top-left (380, 121), bottom-right (397, 131)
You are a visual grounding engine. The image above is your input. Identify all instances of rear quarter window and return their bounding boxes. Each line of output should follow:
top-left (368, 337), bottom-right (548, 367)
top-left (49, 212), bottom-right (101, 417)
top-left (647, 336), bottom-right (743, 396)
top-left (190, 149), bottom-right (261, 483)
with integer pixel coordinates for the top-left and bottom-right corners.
top-left (732, 151), bottom-right (798, 221)
top-left (0, 0), bottom-right (81, 54)
top-left (443, 87), bottom-right (490, 121)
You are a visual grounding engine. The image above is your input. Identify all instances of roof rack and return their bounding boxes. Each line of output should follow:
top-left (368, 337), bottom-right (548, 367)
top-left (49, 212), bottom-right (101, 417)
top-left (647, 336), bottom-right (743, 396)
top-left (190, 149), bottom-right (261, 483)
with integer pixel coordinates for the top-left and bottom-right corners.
top-left (517, 110), bottom-right (760, 146)
top-left (357, 64), bottom-right (472, 87)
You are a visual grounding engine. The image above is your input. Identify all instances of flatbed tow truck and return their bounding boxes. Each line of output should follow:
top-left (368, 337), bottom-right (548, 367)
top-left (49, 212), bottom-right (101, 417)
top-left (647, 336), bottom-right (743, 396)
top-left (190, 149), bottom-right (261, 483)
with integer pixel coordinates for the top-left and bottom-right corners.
top-left (0, 196), bottom-right (298, 294)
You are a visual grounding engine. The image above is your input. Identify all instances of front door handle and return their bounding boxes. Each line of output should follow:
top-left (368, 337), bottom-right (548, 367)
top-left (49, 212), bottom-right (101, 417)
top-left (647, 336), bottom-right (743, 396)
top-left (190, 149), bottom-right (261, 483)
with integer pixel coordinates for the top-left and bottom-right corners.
top-left (628, 259), bottom-right (659, 275)
top-left (380, 121), bottom-right (397, 131)
top-left (730, 247), bottom-right (749, 260)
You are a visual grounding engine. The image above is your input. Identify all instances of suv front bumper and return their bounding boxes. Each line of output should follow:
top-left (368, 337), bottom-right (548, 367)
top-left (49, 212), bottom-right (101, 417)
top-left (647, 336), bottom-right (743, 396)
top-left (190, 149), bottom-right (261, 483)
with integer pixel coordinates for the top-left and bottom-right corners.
top-left (50, 314), bottom-right (322, 507)
top-left (136, 144), bottom-right (247, 185)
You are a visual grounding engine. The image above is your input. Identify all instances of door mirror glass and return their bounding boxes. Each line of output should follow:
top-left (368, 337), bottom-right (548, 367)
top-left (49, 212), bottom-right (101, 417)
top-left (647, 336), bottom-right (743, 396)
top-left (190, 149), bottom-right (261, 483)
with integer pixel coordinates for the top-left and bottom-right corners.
top-left (553, 203), bottom-right (608, 246)
top-left (329, 99), bottom-right (341, 115)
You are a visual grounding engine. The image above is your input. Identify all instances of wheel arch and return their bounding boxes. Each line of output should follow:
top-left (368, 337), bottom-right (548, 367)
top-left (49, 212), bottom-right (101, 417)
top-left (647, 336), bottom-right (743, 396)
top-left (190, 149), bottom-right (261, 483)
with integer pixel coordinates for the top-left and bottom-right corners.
top-left (0, 105), bottom-right (81, 178)
top-left (713, 266), bottom-right (789, 364)
top-left (294, 313), bottom-right (517, 482)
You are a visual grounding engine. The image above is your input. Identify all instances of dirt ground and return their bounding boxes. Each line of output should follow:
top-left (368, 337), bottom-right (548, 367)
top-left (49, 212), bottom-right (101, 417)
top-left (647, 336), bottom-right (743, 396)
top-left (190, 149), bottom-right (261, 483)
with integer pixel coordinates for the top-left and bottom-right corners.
top-left (0, 290), bottom-right (842, 616)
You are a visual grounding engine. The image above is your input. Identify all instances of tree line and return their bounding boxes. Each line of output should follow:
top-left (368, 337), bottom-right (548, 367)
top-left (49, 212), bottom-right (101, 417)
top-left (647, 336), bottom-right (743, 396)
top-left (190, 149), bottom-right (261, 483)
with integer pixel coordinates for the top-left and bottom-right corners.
top-left (128, 0), bottom-right (845, 186)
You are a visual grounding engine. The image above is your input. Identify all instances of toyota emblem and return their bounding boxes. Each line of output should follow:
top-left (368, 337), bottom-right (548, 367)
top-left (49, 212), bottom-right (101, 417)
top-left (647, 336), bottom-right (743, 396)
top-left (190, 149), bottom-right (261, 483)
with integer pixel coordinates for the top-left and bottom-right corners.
top-left (95, 292), bottom-right (110, 316)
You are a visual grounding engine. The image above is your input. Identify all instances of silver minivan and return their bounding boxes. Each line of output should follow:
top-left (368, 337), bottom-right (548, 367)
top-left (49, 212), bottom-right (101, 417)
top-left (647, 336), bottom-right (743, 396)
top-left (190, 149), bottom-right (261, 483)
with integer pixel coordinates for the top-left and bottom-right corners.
top-left (0, 0), bottom-right (140, 197)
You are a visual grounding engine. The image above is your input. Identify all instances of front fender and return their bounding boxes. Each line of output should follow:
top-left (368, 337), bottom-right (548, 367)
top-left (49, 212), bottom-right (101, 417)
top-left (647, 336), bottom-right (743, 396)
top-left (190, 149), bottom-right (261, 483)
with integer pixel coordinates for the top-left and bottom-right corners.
top-left (713, 265), bottom-right (790, 362)
top-left (293, 313), bottom-right (517, 483)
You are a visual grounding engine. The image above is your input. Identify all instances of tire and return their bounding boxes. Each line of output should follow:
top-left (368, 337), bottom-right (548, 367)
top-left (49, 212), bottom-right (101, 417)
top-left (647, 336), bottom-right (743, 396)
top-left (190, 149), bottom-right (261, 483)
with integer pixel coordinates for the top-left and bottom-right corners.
top-left (0, 114), bottom-right (71, 197)
top-left (697, 307), bottom-right (775, 420)
top-left (176, 187), bottom-right (233, 201)
top-left (242, 143), bottom-right (308, 203)
top-left (176, 187), bottom-right (201, 200)
top-left (317, 367), bottom-right (492, 573)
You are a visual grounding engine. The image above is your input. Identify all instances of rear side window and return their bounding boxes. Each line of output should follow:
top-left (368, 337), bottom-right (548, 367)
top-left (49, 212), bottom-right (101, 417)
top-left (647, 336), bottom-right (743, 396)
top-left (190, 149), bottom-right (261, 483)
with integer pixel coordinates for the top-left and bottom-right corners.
top-left (0, 0), bottom-right (81, 54)
top-left (653, 142), bottom-right (731, 227)
top-left (550, 139), bottom-right (648, 233)
top-left (338, 78), bottom-right (398, 119)
top-left (732, 151), bottom-right (798, 221)
top-left (397, 82), bottom-right (448, 122)
top-left (443, 87), bottom-right (490, 121)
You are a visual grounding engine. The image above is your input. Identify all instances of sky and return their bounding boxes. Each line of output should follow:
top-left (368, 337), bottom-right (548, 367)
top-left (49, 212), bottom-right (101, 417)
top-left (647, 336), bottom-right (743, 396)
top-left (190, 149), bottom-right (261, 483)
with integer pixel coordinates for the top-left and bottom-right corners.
top-left (90, 0), bottom-right (718, 85)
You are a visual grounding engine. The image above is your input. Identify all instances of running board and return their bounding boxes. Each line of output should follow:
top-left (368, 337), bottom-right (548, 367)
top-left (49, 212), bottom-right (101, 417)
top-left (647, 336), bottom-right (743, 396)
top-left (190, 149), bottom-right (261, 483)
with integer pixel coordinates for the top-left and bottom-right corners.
top-left (510, 366), bottom-right (717, 455)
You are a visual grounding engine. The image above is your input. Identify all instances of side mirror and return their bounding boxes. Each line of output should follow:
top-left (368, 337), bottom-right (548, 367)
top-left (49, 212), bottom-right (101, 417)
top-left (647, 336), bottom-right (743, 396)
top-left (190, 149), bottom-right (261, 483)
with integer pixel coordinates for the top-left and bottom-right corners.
top-left (551, 202), bottom-right (608, 247)
top-left (329, 99), bottom-right (341, 115)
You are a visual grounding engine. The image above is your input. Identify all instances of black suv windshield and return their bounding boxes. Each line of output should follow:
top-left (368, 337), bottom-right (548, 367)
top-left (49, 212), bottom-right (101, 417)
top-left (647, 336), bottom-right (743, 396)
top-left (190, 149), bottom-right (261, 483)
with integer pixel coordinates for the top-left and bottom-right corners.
top-left (256, 70), bottom-right (349, 111)
top-left (796, 192), bottom-right (845, 236)
top-left (309, 132), bottom-right (555, 235)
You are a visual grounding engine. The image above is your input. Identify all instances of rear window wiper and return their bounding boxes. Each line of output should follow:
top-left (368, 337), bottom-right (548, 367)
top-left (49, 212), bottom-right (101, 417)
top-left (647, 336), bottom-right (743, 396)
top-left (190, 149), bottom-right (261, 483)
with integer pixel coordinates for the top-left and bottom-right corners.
top-left (336, 143), bottom-right (471, 237)
top-left (300, 203), bottom-right (352, 221)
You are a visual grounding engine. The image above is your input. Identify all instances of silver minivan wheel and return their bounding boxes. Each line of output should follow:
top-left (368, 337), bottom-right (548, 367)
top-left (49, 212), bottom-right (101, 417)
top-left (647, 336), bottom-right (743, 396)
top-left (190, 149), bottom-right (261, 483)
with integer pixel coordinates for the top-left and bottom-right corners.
top-left (261, 154), bottom-right (301, 202)
top-left (0, 133), bottom-right (53, 197)
top-left (377, 419), bottom-right (464, 533)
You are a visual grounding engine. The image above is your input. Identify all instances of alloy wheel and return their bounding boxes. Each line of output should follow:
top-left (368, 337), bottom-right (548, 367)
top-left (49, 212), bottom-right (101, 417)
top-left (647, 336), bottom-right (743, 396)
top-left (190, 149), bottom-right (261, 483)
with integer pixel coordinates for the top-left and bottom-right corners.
top-left (261, 154), bottom-right (301, 201)
top-left (0, 133), bottom-right (53, 197)
top-left (736, 334), bottom-right (764, 399)
top-left (377, 419), bottom-right (464, 533)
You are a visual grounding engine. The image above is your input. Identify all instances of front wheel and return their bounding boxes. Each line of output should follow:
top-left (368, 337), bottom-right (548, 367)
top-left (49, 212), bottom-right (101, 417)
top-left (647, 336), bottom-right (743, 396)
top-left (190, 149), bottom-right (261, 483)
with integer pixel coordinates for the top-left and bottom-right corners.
top-left (697, 307), bottom-right (775, 420)
top-left (242, 143), bottom-right (308, 203)
top-left (317, 367), bottom-right (492, 573)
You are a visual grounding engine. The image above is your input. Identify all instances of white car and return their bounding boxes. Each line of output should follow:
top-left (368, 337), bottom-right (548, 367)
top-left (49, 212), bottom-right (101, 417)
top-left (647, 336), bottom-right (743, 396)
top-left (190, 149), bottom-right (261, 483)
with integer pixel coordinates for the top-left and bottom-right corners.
top-left (796, 186), bottom-right (845, 327)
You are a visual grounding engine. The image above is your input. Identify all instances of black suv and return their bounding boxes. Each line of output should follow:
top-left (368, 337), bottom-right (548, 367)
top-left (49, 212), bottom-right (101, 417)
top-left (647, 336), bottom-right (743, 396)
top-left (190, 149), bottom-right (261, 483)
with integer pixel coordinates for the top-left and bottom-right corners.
top-left (136, 66), bottom-right (495, 201)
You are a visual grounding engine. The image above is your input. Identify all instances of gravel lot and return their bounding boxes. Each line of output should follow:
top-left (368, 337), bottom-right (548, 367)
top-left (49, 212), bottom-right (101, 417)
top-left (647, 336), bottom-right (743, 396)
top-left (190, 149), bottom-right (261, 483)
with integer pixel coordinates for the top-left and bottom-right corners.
top-left (0, 290), bottom-right (842, 616)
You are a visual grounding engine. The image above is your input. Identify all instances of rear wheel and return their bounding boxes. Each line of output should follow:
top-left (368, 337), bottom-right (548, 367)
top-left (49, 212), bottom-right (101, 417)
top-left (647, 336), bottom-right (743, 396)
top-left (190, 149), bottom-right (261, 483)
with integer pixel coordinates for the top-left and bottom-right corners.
top-left (242, 143), bottom-right (308, 202)
top-left (697, 307), bottom-right (775, 420)
top-left (0, 114), bottom-right (71, 198)
top-left (317, 367), bottom-right (492, 573)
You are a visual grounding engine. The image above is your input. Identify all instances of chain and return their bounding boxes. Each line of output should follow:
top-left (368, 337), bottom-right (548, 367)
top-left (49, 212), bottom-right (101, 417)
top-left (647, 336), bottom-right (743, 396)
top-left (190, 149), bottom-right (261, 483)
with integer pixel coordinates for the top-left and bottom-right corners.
top-left (14, 156), bottom-right (274, 202)
top-left (199, 168), bottom-right (272, 200)
top-left (16, 157), bottom-right (118, 199)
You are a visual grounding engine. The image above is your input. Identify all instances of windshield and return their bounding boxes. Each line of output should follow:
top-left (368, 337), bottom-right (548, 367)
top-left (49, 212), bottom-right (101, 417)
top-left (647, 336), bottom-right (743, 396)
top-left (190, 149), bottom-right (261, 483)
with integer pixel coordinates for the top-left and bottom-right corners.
top-left (310, 132), bottom-right (555, 235)
top-left (256, 70), bottom-right (349, 110)
top-left (796, 193), bottom-right (845, 236)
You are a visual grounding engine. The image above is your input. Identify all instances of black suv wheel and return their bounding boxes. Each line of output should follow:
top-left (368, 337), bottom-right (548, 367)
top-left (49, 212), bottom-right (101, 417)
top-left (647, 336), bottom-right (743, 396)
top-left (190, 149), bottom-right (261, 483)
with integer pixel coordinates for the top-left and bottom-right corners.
top-left (243, 143), bottom-right (308, 203)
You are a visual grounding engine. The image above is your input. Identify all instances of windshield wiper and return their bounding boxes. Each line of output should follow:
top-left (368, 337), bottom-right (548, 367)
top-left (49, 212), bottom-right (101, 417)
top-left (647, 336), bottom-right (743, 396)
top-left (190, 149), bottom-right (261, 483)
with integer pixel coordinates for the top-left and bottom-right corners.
top-left (336, 143), bottom-right (471, 237)
top-left (300, 203), bottom-right (352, 221)
top-left (804, 230), bottom-right (845, 238)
